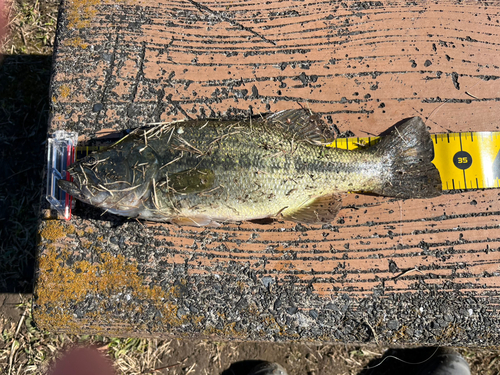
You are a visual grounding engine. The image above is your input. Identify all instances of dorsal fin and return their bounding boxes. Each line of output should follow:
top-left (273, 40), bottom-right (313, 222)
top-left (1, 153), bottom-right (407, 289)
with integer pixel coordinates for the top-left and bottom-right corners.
top-left (281, 193), bottom-right (343, 224)
top-left (265, 109), bottom-right (334, 145)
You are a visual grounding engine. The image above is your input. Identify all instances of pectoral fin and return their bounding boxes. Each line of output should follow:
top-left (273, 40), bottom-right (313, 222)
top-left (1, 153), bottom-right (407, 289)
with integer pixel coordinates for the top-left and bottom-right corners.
top-left (282, 194), bottom-right (343, 224)
top-left (163, 168), bottom-right (215, 194)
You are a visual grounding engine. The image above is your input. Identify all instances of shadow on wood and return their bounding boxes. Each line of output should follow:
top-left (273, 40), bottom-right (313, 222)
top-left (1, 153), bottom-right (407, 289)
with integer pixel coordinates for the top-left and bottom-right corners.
top-left (0, 54), bottom-right (51, 293)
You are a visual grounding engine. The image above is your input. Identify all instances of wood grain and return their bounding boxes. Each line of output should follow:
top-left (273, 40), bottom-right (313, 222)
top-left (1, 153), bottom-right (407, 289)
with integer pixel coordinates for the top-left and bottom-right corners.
top-left (36, 0), bottom-right (500, 345)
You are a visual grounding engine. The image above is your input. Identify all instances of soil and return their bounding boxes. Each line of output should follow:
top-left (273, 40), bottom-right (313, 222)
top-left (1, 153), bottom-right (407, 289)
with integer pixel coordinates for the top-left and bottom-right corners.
top-left (158, 339), bottom-right (363, 375)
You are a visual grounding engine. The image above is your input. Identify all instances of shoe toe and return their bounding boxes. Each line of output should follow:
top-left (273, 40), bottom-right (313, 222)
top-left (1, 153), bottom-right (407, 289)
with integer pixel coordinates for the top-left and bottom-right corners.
top-left (419, 353), bottom-right (471, 375)
top-left (248, 362), bottom-right (289, 375)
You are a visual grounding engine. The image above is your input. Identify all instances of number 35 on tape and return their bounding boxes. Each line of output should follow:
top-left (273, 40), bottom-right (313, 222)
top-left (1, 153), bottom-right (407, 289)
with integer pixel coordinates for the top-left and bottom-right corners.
top-left (432, 132), bottom-right (500, 190)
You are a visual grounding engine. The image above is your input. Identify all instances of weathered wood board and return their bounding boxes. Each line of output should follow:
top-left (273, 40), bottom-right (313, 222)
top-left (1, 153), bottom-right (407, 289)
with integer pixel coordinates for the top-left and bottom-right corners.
top-left (35, 0), bottom-right (500, 345)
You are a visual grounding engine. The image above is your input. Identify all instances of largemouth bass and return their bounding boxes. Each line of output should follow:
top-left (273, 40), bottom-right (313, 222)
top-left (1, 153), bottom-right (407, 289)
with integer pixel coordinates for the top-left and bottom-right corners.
top-left (58, 109), bottom-right (441, 226)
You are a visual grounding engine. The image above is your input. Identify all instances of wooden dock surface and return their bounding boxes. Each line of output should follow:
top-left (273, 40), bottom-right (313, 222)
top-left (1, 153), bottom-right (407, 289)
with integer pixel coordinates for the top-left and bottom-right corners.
top-left (35, 0), bottom-right (500, 345)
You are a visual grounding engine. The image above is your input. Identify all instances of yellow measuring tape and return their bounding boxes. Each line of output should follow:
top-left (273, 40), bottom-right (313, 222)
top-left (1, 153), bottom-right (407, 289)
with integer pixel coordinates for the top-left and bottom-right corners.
top-left (433, 132), bottom-right (500, 190)
top-left (76, 132), bottom-right (500, 192)
top-left (330, 132), bottom-right (500, 191)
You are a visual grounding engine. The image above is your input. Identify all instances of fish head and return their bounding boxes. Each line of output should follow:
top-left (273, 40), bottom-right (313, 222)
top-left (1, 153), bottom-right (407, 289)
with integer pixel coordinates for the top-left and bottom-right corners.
top-left (58, 145), bottom-right (159, 216)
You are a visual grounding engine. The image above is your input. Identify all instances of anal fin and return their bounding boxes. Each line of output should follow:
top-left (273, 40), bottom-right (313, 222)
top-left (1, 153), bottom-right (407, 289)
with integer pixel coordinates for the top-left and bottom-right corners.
top-left (170, 216), bottom-right (221, 227)
top-left (282, 194), bottom-right (343, 224)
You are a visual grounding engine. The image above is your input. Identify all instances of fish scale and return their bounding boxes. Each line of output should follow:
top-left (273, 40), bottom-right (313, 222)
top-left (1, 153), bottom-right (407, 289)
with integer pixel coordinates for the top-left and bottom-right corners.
top-left (146, 121), bottom-right (381, 222)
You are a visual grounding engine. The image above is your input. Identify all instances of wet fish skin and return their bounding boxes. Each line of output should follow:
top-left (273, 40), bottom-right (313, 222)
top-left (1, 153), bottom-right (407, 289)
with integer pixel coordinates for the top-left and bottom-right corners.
top-left (58, 109), bottom-right (441, 225)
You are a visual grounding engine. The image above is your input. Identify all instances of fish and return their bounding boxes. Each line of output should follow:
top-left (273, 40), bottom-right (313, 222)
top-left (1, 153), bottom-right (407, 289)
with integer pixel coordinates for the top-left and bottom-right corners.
top-left (58, 109), bottom-right (442, 226)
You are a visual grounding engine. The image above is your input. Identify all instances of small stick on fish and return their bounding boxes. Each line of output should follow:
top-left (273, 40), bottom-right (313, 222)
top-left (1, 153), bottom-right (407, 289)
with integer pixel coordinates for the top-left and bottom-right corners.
top-left (198, 185), bottom-right (223, 197)
top-left (107, 191), bottom-right (141, 209)
top-left (79, 164), bottom-right (89, 185)
top-left (145, 121), bottom-right (170, 126)
top-left (139, 131), bottom-right (148, 152)
top-left (289, 137), bottom-right (296, 155)
top-left (353, 140), bottom-right (368, 148)
top-left (175, 136), bottom-right (203, 155)
top-left (206, 128), bottom-right (243, 152)
top-left (84, 156), bottom-right (110, 168)
top-left (105, 180), bottom-right (132, 187)
top-left (166, 194), bottom-right (181, 213)
top-left (152, 178), bottom-right (160, 209)
top-left (98, 184), bottom-right (114, 196)
top-left (159, 151), bottom-right (184, 170)
top-left (255, 170), bottom-right (269, 175)
top-left (394, 127), bottom-right (410, 147)
top-left (274, 205), bottom-right (289, 218)
top-left (297, 101), bottom-right (314, 116)
top-left (166, 126), bottom-right (175, 145)
top-left (269, 151), bottom-right (286, 158)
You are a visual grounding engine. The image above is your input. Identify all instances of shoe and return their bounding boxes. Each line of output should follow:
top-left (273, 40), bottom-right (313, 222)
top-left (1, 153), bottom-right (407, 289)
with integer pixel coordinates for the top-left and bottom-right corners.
top-left (222, 360), bottom-right (289, 375)
top-left (417, 350), bottom-right (470, 375)
top-left (248, 361), bottom-right (289, 375)
top-left (364, 347), bottom-right (470, 375)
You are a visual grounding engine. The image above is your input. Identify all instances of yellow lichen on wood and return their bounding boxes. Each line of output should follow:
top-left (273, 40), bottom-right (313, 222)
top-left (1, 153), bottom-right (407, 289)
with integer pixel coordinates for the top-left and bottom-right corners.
top-left (66, 0), bottom-right (129, 29)
top-left (64, 37), bottom-right (88, 49)
top-left (66, 0), bottom-right (99, 29)
top-left (59, 84), bottom-right (71, 99)
top-left (39, 220), bottom-right (74, 242)
top-left (35, 234), bottom-right (202, 333)
top-left (204, 322), bottom-right (246, 338)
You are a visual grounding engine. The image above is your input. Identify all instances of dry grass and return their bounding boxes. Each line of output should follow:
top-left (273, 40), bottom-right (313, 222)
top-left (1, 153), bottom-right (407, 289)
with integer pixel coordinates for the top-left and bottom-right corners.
top-left (109, 337), bottom-right (173, 374)
top-left (2, 0), bottom-right (56, 55)
top-left (0, 296), bottom-right (173, 374)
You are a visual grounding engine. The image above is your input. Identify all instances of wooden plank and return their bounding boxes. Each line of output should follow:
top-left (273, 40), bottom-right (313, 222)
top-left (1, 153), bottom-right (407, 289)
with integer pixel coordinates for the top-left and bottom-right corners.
top-left (35, 0), bottom-right (500, 345)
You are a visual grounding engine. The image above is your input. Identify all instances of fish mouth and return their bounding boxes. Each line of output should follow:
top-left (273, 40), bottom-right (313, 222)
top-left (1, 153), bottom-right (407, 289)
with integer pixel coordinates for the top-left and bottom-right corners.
top-left (57, 179), bottom-right (86, 201)
top-left (57, 172), bottom-right (147, 210)
top-left (57, 176), bottom-right (111, 206)
top-left (57, 165), bottom-right (108, 202)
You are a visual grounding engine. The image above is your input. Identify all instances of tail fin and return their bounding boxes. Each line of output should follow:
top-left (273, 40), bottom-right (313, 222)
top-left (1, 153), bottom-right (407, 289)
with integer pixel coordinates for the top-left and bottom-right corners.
top-left (372, 116), bottom-right (442, 198)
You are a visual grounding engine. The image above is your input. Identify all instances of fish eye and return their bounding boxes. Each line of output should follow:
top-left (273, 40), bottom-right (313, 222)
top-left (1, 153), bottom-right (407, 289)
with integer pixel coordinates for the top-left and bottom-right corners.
top-left (85, 156), bottom-right (97, 166)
